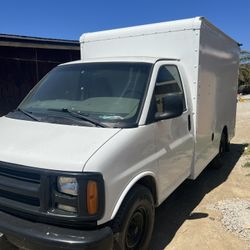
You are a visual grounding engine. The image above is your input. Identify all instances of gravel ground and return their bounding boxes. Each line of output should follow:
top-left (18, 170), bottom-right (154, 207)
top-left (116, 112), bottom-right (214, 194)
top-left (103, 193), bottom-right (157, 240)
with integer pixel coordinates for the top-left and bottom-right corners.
top-left (207, 199), bottom-right (250, 243)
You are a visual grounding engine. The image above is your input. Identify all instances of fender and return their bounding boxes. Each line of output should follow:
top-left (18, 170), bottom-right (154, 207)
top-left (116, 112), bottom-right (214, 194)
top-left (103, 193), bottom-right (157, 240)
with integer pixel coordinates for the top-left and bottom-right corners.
top-left (110, 171), bottom-right (158, 220)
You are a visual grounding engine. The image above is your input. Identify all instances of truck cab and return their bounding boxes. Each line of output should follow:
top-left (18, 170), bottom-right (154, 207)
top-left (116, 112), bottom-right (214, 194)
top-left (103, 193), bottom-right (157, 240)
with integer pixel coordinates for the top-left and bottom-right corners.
top-left (0, 57), bottom-right (193, 249)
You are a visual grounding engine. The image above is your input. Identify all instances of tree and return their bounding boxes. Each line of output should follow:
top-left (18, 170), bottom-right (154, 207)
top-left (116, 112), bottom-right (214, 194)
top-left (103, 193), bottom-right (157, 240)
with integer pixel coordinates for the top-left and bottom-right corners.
top-left (240, 50), bottom-right (250, 64)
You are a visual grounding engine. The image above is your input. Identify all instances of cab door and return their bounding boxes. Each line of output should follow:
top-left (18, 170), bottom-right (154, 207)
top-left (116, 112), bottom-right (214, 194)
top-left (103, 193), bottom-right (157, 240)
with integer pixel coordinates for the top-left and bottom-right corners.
top-left (148, 62), bottom-right (194, 203)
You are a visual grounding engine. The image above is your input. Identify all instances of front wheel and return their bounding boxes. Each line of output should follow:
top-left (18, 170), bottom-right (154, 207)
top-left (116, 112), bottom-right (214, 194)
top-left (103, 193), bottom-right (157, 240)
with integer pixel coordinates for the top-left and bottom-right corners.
top-left (112, 185), bottom-right (155, 250)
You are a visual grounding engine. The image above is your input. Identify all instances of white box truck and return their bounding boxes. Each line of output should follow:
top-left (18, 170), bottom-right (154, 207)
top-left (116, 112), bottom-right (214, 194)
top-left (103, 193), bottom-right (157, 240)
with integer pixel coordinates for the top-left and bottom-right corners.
top-left (0, 17), bottom-right (239, 250)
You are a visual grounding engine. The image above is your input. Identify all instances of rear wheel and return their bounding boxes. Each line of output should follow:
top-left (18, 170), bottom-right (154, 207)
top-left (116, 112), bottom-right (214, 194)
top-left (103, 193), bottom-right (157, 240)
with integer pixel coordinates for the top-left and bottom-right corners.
top-left (112, 185), bottom-right (155, 250)
top-left (212, 132), bottom-right (228, 169)
top-left (219, 132), bottom-right (227, 157)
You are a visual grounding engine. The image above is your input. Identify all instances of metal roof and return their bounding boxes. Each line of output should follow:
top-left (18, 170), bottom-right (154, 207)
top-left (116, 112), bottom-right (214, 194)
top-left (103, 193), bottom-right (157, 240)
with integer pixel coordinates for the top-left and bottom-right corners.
top-left (0, 33), bottom-right (80, 50)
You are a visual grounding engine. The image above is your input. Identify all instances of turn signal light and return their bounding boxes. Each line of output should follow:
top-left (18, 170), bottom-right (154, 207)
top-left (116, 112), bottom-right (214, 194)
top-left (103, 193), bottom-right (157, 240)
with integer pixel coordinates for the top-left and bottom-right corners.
top-left (87, 181), bottom-right (98, 215)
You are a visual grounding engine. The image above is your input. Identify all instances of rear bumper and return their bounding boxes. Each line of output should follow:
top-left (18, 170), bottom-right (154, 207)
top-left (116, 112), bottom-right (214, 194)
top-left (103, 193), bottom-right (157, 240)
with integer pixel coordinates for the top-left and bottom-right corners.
top-left (0, 210), bottom-right (113, 250)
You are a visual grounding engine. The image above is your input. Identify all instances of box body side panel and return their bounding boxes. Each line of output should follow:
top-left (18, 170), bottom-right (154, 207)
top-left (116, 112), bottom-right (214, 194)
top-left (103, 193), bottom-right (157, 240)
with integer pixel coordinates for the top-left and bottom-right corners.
top-left (192, 21), bottom-right (240, 179)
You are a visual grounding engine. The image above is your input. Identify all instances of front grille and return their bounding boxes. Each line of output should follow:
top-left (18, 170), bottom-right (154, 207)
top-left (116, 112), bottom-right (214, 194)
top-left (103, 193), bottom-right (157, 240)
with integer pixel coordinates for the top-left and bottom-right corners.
top-left (0, 162), bottom-right (41, 214)
top-left (0, 161), bottom-right (104, 228)
top-left (0, 189), bottom-right (40, 206)
top-left (0, 164), bottom-right (40, 183)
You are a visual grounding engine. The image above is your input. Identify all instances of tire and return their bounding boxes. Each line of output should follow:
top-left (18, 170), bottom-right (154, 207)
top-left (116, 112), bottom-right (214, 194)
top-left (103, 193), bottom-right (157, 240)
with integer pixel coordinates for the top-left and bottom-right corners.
top-left (211, 132), bottom-right (228, 169)
top-left (112, 184), bottom-right (155, 250)
top-left (219, 132), bottom-right (227, 157)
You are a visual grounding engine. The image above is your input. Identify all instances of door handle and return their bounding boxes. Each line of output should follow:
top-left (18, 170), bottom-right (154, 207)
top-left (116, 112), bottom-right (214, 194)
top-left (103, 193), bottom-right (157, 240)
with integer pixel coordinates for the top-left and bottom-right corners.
top-left (188, 114), bottom-right (191, 131)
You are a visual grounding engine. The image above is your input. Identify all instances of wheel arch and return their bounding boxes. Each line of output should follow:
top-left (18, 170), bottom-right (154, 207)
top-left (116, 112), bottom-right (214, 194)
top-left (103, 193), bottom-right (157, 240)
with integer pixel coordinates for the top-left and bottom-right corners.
top-left (110, 171), bottom-right (158, 220)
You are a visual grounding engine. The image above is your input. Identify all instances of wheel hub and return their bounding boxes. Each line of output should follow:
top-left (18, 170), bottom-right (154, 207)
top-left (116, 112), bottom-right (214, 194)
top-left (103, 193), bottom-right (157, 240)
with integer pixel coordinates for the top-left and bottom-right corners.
top-left (126, 209), bottom-right (145, 249)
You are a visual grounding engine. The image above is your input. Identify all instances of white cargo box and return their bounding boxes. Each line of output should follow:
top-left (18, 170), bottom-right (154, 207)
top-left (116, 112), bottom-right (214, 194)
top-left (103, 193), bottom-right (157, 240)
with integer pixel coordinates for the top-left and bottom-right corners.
top-left (80, 17), bottom-right (239, 178)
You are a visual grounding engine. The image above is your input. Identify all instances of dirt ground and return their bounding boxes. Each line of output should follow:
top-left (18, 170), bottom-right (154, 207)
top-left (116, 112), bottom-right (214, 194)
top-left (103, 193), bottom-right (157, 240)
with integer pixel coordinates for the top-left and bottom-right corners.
top-left (150, 98), bottom-right (250, 250)
top-left (1, 99), bottom-right (250, 250)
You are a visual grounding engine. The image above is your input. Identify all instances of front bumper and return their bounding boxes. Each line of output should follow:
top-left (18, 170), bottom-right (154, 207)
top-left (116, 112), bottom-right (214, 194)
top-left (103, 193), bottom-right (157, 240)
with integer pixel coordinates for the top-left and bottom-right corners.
top-left (0, 210), bottom-right (113, 250)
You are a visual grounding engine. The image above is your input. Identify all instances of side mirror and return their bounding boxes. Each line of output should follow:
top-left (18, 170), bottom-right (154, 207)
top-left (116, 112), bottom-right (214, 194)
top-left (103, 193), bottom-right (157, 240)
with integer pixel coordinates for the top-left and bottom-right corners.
top-left (155, 93), bottom-right (184, 121)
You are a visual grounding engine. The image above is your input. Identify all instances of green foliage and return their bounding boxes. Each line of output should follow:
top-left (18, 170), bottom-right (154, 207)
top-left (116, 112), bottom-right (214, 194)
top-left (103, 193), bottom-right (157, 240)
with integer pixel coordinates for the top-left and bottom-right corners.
top-left (239, 50), bottom-right (250, 93)
top-left (240, 50), bottom-right (250, 64)
top-left (239, 64), bottom-right (250, 84)
top-left (238, 64), bottom-right (250, 93)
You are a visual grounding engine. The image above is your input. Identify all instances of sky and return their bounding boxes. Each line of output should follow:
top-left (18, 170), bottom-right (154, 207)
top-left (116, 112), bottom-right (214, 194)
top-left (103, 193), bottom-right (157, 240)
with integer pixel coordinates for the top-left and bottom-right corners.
top-left (1, 0), bottom-right (249, 50)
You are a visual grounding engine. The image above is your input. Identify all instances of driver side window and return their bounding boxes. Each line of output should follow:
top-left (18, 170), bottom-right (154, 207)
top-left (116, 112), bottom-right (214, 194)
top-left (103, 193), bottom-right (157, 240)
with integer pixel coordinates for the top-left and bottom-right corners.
top-left (155, 65), bottom-right (186, 114)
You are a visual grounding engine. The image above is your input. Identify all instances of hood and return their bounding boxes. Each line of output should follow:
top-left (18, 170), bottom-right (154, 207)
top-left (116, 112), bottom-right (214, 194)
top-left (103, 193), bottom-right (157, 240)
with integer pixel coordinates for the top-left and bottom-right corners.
top-left (0, 117), bottom-right (120, 172)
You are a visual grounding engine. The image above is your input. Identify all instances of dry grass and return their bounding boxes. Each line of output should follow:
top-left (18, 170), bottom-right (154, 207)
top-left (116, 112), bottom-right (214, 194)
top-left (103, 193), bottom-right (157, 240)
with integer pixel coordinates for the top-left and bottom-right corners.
top-left (243, 145), bottom-right (250, 156)
top-left (242, 162), bottom-right (250, 168)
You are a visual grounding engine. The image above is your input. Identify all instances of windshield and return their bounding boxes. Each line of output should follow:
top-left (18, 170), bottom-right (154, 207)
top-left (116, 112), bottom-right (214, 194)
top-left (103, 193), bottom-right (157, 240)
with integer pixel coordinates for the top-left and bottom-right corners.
top-left (18, 62), bottom-right (152, 127)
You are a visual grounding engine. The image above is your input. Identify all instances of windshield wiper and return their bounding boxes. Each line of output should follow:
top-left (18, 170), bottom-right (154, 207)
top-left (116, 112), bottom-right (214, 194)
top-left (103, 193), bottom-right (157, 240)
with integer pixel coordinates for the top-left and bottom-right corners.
top-left (16, 108), bottom-right (40, 121)
top-left (48, 108), bottom-right (109, 128)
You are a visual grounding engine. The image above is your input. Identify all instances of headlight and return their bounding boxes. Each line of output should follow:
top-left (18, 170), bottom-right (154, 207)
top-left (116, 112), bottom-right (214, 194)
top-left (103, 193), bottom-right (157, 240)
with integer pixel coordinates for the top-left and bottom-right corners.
top-left (57, 176), bottom-right (78, 196)
top-left (55, 174), bottom-right (104, 217)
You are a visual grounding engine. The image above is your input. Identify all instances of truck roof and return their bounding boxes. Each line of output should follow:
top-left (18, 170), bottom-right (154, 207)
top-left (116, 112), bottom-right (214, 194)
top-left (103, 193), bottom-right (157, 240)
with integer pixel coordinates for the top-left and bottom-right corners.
top-left (80, 17), bottom-right (238, 45)
top-left (61, 56), bottom-right (179, 66)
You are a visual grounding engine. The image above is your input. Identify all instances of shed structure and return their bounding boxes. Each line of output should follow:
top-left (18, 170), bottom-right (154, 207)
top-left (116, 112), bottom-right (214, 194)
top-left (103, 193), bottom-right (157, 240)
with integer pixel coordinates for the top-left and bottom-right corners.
top-left (0, 34), bottom-right (80, 115)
